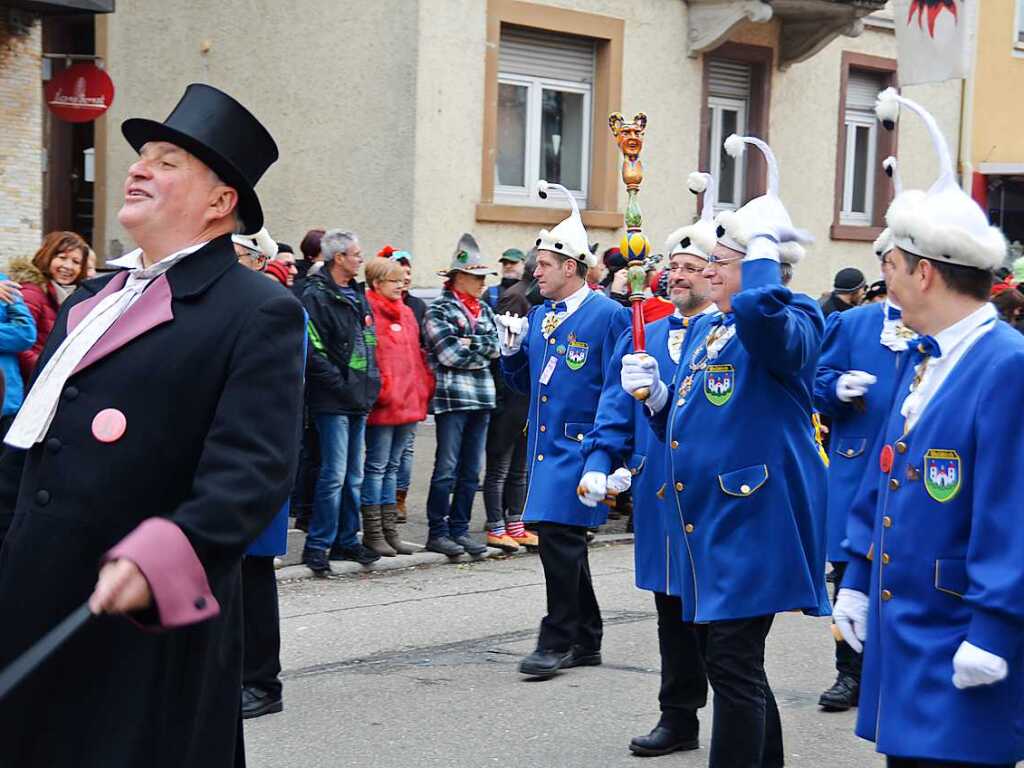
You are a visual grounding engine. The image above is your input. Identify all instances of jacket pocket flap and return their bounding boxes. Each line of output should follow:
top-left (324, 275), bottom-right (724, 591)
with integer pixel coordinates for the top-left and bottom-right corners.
top-left (564, 422), bottom-right (594, 442)
top-left (934, 558), bottom-right (967, 598)
top-left (627, 453), bottom-right (646, 475)
top-left (718, 465), bottom-right (769, 497)
top-left (833, 437), bottom-right (867, 459)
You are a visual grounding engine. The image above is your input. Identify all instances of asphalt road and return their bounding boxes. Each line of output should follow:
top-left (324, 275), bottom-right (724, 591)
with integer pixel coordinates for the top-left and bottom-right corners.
top-left (245, 542), bottom-right (885, 768)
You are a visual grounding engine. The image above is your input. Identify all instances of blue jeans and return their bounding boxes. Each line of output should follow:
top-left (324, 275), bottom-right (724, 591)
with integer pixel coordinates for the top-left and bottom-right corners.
top-left (363, 423), bottom-right (416, 506)
top-left (425, 410), bottom-right (490, 539)
top-left (397, 423), bottom-right (417, 492)
top-left (307, 413), bottom-right (366, 551)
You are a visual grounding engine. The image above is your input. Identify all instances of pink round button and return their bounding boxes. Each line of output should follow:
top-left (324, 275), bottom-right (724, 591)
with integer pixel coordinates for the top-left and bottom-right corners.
top-left (92, 408), bottom-right (127, 443)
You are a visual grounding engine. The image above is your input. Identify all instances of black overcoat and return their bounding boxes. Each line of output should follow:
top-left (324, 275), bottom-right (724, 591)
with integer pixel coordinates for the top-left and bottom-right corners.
top-left (0, 235), bottom-right (305, 767)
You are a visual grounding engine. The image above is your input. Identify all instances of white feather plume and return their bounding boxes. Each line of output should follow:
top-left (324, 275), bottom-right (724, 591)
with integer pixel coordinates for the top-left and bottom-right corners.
top-left (875, 87), bottom-right (901, 129)
top-left (724, 134), bottom-right (746, 159)
top-left (252, 227), bottom-right (278, 259)
top-left (687, 171), bottom-right (708, 194)
top-left (536, 179), bottom-right (551, 198)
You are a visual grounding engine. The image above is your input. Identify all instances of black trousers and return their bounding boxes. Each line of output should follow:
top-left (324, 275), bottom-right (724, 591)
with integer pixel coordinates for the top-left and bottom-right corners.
top-left (887, 759), bottom-right (1014, 768)
top-left (831, 560), bottom-right (863, 679)
top-left (241, 556), bottom-right (282, 697)
top-left (291, 406), bottom-right (320, 529)
top-left (535, 522), bottom-right (602, 652)
top-left (692, 614), bottom-right (784, 768)
top-left (653, 592), bottom-right (708, 734)
top-left (482, 431), bottom-right (527, 528)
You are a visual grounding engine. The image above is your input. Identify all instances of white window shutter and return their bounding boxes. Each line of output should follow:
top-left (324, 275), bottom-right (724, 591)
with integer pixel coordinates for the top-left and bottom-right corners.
top-left (499, 26), bottom-right (595, 83)
top-left (707, 58), bottom-right (752, 99)
top-left (846, 71), bottom-right (883, 112)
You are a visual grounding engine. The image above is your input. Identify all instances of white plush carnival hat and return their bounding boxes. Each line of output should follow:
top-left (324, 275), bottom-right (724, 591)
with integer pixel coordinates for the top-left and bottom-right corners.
top-left (664, 172), bottom-right (718, 260)
top-left (232, 227), bottom-right (278, 259)
top-left (715, 134), bottom-right (805, 265)
top-left (535, 180), bottom-right (597, 267)
top-left (875, 87), bottom-right (1006, 271)
top-left (873, 156), bottom-right (902, 260)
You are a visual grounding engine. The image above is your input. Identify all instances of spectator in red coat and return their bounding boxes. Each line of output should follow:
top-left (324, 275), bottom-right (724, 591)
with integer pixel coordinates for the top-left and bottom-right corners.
top-left (8, 231), bottom-right (88, 385)
top-left (362, 257), bottom-right (434, 556)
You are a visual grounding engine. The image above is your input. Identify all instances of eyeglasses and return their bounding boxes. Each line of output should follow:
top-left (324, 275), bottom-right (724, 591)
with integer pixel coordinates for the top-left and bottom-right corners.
top-left (669, 264), bottom-right (705, 275)
top-left (705, 254), bottom-right (743, 266)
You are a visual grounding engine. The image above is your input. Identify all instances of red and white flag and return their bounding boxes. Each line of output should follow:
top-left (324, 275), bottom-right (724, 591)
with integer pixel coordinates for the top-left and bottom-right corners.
top-left (893, 0), bottom-right (974, 85)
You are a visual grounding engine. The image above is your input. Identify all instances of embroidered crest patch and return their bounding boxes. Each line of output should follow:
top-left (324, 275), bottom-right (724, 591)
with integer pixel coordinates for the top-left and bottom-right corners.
top-left (704, 364), bottom-right (735, 406)
top-left (924, 449), bottom-right (961, 503)
top-left (565, 333), bottom-right (589, 371)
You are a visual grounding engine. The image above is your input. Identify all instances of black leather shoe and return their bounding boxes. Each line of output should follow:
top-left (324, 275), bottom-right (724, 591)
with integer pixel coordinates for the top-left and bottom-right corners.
top-left (329, 543), bottom-right (381, 565)
top-left (301, 546), bottom-right (331, 574)
top-left (565, 646), bottom-right (602, 668)
top-left (453, 534), bottom-right (488, 556)
top-left (425, 537), bottom-right (466, 557)
top-left (628, 725), bottom-right (700, 756)
top-left (818, 673), bottom-right (859, 711)
top-left (519, 648), bottom-right (572, 678)
top-left (241, 686), bottom-right (283, 719)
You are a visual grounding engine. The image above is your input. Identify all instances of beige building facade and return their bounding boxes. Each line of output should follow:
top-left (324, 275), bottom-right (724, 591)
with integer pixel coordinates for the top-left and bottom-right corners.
top-left (92, 0), bottom-right (963, 295)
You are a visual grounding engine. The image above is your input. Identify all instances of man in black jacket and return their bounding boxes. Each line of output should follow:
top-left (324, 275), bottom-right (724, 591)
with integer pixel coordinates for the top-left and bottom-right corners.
top-left (300, 229), bottom-right (382, 572)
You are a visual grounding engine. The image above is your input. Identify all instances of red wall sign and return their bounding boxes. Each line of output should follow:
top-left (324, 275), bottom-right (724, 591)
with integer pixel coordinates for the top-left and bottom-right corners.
top-left (44, 62), bottom-right (115, 123)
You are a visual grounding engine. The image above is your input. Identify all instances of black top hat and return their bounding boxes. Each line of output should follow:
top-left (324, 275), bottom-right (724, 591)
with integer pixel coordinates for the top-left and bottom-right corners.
top-left (121, 83), bottom-right (278, 234)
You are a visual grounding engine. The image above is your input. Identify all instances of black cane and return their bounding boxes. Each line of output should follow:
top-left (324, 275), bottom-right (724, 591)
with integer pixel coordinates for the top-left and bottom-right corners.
top-left (0, 602), bottom-right (94, 701)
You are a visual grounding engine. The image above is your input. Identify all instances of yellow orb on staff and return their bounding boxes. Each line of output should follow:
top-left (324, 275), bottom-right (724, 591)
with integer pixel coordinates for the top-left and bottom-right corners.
top-left (620, 232), bottom-right (651, 263)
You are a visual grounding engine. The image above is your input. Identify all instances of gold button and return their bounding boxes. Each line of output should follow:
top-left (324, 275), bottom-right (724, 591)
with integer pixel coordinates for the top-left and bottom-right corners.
top-left (577, 433), bottom-right (584, 440)
top-left (906, 466), bottom-right (920, 481)
top-left (675, 481), bottom-right (684, 492)
top-left (537, 454), bottom-right (544, 461)
top-left (895, 441), bottom-right (907, 454)
top-left (882, 515), bottom-right (892, 528)
top-left (684, 523), bottom-right (695, 533)
top-left (846, 448), bottom-right (855, 457)
top-left (740, 484), bottom-right (751, 495)
top-left (539, 425), bottom-right (546, 432)
top-left (541, 395), bottom-right (548, 402)
top-left (881, 589), bottom-right (893, 602)
top-left (549, 337), bottom-right (556, 344)
top-left (881, 553), bottom-right (891, 565)
top-left (671, 440), bottom-right (679, 449)
top-left (888, 478), bottom-right (900, 490)
top-left (677, 398), bottom-right (685, 407)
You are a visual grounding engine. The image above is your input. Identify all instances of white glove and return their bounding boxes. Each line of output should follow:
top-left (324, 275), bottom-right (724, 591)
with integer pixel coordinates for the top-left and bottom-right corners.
top-left (496, 313), bottom-right (528, 356)
top-left (577, 471), bottom-right (607, 508)
top-left (621, 353), bottom-right (668, 413)
top-left (744, 228), bottom-right (815, 263)
top-left (833, 588), bottom-right (869, 653)
top-left (606, 467), bottom-right (632, 495)
top-left (836, 370), bottom-right (877, 403)
top-left (952, 641), bottom-right (1008, 689)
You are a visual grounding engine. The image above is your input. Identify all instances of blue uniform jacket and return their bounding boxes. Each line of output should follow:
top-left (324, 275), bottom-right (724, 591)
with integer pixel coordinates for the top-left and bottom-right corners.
top-left (649, 260), bottom-right (831, 622)
top-left (618, 317), bottom-right (684, 594)
top-left (0, 274), bottom-right (36, 417)
top-left (814, 303), bottom-right (907, 561)
top-left (843, 321), bottom-right (1024, 765)
top-left (501, 290), bottom-right (631, 527)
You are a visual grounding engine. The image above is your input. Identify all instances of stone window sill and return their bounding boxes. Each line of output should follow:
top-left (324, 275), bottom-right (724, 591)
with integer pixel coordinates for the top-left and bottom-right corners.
top-left (475, 203), bottom-right (622, 229)
top-left (830, 224), bottom-right (883, 242)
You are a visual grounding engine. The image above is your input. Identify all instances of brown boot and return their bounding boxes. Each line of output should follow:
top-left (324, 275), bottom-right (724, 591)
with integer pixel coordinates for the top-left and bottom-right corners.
top-left (382, 504), bottom-right (416, 555)
top-left (361, 505), bottom-right (396, 557)
top-left (395, 489), bottom-right (408, 523)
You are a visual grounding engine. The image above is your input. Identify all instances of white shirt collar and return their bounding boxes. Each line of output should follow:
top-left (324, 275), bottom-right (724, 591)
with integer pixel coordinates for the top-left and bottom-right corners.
top-left (108, 241), bottom-right (210, 271)
top-left (673, 303), bottom-right (718, 320)
top-left (931, 302), bottom-right (997, 357)
top-left (560, 282), bottom-right (591, 316)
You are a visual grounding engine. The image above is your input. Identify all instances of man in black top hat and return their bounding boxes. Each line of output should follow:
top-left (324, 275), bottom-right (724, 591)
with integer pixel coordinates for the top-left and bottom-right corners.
top-left (820, 267), bottom-right (867, 316)
top-left (0, 84), bottom-right (305, 768)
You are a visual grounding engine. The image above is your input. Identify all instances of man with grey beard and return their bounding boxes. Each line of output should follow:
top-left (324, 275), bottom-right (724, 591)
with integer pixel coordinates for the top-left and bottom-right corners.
top-left (623, 231), bottom-right (718, 756)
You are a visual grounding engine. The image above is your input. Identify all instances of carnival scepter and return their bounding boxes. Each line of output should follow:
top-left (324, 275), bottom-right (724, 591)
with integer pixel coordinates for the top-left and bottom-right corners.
top-left (609, 112), bottom-right (660, 400)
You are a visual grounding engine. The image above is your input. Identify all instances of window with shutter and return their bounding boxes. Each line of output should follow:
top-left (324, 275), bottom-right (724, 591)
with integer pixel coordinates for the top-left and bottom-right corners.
top-left (495, 25), bottom-right (595, 207)
top-left (840, 70), bottom-right (884, 226)
top-left (706, 59), bottom-right (752, 211)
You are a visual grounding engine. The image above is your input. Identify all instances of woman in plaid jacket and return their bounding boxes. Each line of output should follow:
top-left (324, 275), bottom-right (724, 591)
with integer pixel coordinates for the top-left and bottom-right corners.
top-left (422, 234), bottom-right (500, 557)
